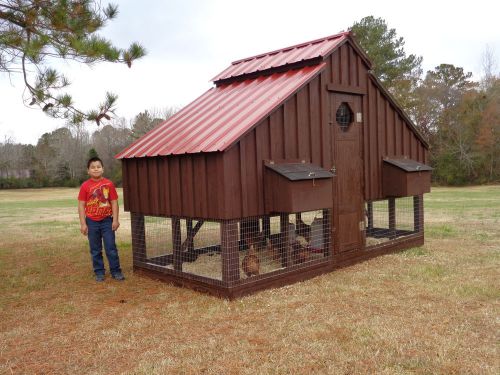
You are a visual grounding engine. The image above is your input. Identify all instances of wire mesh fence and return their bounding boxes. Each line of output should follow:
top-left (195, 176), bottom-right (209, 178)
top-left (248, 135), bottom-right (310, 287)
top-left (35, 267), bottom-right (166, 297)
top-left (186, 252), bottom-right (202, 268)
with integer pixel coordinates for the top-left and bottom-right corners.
top-left (365, 196), bottom-right (420, 248)
top-left (132, 210), bottom-right (331, 286)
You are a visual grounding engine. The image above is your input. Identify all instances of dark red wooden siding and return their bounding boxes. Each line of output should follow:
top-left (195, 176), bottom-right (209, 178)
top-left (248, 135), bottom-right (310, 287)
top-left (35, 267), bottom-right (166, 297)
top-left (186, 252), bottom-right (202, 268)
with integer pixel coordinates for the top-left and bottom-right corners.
top-left (122, 153), bottom-right (226, 218)
top-left (122, 39), bottom-right (428, 219)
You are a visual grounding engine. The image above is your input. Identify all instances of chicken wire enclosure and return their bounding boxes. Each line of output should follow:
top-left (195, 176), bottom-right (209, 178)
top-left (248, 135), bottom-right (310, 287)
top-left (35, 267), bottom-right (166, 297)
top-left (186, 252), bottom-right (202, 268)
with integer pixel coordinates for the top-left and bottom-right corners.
top-left (365, 196), bottom-right (422, 248)
top-left (130, 210), bottom-right (332, 291)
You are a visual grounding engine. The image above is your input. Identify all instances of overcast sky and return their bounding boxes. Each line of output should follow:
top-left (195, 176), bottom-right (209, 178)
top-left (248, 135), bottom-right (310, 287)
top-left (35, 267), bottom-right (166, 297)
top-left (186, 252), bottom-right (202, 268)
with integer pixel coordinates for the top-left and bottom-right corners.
top-left (1, 0), bottom-right (499, 145)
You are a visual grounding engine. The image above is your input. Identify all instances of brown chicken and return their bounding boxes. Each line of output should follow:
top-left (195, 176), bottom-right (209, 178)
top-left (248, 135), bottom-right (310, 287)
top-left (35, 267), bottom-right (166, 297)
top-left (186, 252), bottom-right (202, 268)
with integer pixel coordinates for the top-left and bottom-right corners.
top-left (291, 242), bottom-right (310, 264)
top-left (242, 244), bottom-right (260, 277)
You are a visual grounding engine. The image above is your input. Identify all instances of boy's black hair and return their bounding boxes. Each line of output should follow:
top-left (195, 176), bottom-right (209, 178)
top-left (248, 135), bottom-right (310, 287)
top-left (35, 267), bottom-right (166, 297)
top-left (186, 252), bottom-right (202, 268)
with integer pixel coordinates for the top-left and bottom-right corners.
top-left (87, 157), bottom-right (104, 169)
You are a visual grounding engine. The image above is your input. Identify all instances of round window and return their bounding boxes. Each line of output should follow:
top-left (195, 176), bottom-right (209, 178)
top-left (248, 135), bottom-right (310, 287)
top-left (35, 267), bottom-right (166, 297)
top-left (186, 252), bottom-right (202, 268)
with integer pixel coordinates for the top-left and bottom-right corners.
top-left (336, 103), bottom-right (353, 132)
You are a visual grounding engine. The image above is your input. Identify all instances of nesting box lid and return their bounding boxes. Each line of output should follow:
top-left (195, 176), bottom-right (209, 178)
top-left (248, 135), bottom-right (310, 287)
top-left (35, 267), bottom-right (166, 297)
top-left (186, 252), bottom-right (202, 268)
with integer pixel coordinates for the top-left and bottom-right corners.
top-left (383, 158), bottom-right (433, 172)
top-left (265, 162), bottom-right (333, 181)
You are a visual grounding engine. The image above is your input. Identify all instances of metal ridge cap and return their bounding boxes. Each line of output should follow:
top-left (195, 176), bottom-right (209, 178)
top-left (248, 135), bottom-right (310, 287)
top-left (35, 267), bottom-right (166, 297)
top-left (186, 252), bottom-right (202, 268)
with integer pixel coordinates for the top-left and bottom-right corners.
top-left (229, 32), bottom-right (350, 65)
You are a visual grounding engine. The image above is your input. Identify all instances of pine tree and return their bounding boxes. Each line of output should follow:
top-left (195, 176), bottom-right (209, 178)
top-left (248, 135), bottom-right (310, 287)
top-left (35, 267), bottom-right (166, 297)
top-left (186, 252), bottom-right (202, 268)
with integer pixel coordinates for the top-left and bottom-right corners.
top-left (0, 0), bottom-right (146, 125)
top-left (349, 16), bottom-right (422, 112)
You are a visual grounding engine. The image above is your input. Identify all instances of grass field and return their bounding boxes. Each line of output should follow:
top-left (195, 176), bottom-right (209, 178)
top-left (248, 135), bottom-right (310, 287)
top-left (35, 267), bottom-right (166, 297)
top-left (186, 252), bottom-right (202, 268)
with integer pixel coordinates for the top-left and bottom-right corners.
top-left (0, 186), bottom-right (499, 374)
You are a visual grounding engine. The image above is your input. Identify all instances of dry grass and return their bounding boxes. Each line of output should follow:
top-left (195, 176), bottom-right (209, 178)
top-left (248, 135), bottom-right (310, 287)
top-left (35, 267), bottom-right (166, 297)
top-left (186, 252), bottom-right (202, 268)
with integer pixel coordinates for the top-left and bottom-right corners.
top-left (0, 186), bottom-right (499, 374)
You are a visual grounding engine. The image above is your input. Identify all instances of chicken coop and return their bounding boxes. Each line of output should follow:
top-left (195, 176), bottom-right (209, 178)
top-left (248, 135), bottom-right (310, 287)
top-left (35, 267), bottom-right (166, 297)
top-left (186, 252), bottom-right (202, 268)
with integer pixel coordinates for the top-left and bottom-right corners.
top-left (116, 31), bottom-right (432, 298)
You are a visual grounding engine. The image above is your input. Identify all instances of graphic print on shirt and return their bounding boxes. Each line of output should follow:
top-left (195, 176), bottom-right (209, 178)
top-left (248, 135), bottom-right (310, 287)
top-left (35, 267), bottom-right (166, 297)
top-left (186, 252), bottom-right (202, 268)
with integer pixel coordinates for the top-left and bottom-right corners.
top-left (86, 183), bottom-right (112, 219)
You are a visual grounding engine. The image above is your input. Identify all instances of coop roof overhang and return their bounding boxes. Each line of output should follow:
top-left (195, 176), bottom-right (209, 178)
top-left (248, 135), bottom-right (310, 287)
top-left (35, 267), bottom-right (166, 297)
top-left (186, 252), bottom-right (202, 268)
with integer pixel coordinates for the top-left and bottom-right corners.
top-left (383, 158), bottom-right (433, 172)
top-left (115, 63), bottom-right (326, 159)
top-left (265, 162), bottom-right (333, 181)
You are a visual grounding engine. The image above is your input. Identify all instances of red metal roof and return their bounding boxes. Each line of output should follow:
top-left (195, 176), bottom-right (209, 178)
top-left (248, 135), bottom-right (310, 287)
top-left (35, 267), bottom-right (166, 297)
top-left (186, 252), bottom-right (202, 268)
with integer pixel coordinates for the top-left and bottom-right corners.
top-left (212, 32), bottom-right (348, 82)
top-left (116, 63), bottom-right (326, 158)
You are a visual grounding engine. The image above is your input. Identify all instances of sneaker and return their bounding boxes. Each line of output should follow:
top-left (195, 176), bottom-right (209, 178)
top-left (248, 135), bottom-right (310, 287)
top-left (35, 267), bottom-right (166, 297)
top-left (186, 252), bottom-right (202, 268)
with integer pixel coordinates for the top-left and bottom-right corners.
top-left (112, 273), bottom-right (125, 281)
top-left (95, 274), bottom-right (105, 282)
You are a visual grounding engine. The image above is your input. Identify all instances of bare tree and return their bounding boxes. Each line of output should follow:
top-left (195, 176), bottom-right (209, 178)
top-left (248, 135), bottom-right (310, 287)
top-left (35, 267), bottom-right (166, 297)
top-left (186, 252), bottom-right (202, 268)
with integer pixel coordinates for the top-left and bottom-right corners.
top-left (480, 45), bottom-right (499, 90)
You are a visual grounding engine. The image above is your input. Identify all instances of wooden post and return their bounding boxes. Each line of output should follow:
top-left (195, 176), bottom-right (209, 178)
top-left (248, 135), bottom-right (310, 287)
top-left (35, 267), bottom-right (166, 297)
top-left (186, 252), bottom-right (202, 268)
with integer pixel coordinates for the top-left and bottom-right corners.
top-left (186, 219), bottom-right (194, 253)
top-left (172, 218), bottom-right (182, 271)
top-left (388, 198), bottom-right (396, 239)
top-left (366, 201), bottom-right (374, 235)
top-left (131, 213), bottom-right (146, 266)
top-left (221, 220), bottom-right (240, 284)
top-left (280, 213), bottom-right (291, 268)
top-left (322, 209), bottom-right (331, 256)
top-left (413, 195), bottom-right (423, 233)
top-left (263, 216), bottom-right (271, 240)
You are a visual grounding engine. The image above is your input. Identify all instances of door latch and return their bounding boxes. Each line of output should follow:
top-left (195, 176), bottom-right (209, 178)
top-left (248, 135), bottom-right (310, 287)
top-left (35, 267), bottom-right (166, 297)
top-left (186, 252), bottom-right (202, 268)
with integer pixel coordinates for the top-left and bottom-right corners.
top-left (330, 166), bottom-right (336, 176)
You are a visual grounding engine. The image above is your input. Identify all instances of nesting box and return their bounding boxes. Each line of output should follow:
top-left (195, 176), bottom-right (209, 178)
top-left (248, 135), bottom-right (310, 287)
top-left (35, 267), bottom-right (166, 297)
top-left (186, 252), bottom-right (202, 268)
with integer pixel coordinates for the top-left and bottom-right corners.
top-left (264, 161), bottom-right (333, 213)
top-left (382, 158), bottom-right (432, 197)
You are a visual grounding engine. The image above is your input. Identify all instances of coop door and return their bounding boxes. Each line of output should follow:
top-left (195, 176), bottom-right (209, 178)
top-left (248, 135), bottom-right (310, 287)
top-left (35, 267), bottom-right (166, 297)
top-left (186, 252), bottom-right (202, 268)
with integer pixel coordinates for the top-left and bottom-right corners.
top-left (330, 93), bottom-right (364, 253)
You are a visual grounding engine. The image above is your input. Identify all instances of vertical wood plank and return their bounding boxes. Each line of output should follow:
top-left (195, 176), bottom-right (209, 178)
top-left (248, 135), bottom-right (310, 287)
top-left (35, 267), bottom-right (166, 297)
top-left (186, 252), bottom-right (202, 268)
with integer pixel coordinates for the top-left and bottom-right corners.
top-left (127, 160), bottom-right (138, 213)
top-left (340, 45), bottom-right (349, 85)
top-left (269, 108), bottom-right (284, 159)
top-left (136, 159), bottom-right (149, 213)
top-left (168, 157), bottom-right (182, 216)
top-left (180, 156), bottom-right (194, 217)
top-left (296, 87), bottom-right (310, 160)
top-left (158, 157), bottom-right (170, 215)
top-left (284, 97), bottom-right (297, 159)
top-left (223, 145), bottom-right (242, 219)
top-left (245, 131), bottom-right (259, 216)
top-left (386, 103), bottom-right (394, 157)
top-left (369, 82), bottom-right (378, 198)
top-left (309, 78), bottom-right (322, 166)
top-left (255, 120), bottom-right (269, 214)
top-left (206, 154), bottom-right (220, 219)
top-left (193, 154), bottom-right (208, 218)
top-left (320, 72), bottom-right (331, 168)
top-left (148, 157), bottom-right (160, 215)
top-left (121, 160), bottom-right (130, 212)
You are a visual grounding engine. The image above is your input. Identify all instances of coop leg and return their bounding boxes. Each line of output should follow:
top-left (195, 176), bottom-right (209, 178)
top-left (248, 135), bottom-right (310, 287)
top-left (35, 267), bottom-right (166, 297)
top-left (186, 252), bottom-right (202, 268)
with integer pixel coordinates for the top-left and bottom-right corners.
top-left (322, 209), bottom-right (331, 256)
top-left (172, 218), bottom-right (182, 271)
top-left (388, 198), bottom-right (396, 239)
top-left (280, 213), bottom-right (291, 268)
top-left (131, 213), bottom-right (146, 266)
top-left (413, 195), bottom-right (423, 233)
top-left (263, 216), bottom-right (271, 240)
top-left (366, 201), bottom-right (374, 235)
top-left (186, 219), bottom-right (195, 253)
top-left (221, 221), bottom-right (239, 284)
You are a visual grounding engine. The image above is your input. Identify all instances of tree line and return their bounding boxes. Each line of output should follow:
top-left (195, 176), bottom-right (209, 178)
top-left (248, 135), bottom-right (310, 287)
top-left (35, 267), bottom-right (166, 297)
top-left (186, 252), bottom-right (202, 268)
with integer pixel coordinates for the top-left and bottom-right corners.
top-left (0, 108), bottom-right (175, 188)
top-left (1, 12), bottom-right (499, 187)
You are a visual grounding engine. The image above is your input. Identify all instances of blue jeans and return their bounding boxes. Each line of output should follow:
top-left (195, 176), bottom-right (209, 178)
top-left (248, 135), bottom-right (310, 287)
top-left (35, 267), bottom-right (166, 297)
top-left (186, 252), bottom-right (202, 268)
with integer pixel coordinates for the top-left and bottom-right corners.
top-left (86, 217), bottom-right (122, 276)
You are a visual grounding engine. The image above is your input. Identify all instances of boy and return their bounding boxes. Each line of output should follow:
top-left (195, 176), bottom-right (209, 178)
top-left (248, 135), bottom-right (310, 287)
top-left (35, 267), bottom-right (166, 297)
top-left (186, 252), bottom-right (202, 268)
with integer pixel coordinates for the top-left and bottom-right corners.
top-left (78, 157), bottom-right (125, 282)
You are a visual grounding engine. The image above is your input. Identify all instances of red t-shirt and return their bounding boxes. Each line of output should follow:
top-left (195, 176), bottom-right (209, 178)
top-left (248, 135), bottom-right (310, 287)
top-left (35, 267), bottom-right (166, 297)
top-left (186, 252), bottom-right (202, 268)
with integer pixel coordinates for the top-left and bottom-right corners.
top-left (78, 178), bottom-right (118, 221)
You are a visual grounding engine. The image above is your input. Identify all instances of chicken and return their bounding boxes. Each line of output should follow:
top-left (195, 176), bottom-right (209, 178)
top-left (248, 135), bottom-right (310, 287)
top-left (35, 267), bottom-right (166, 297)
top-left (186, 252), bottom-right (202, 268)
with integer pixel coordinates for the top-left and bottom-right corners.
top-left (291, 242), bottom-right (310, 264)
top-left (242, 244), bottom-right (260, 277)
